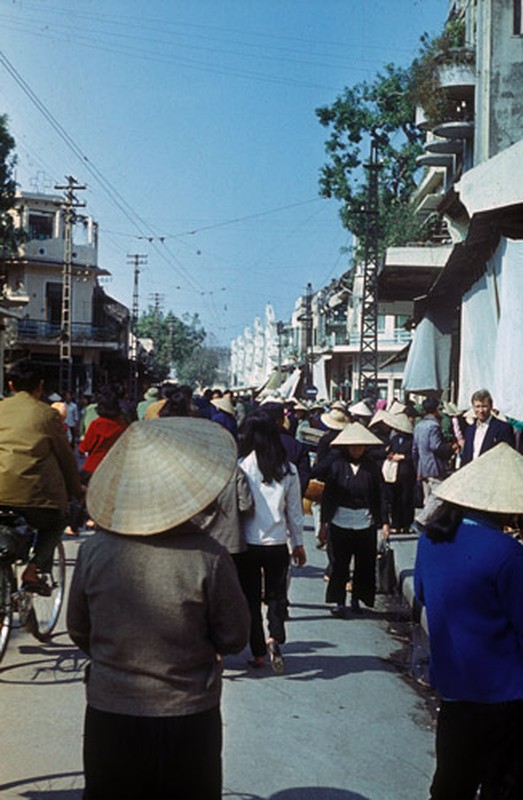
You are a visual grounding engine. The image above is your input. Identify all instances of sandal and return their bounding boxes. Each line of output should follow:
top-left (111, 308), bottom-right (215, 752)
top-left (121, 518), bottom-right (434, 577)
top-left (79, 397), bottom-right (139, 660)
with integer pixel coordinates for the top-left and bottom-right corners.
top-left (267, 639), bottom-right (285, 674)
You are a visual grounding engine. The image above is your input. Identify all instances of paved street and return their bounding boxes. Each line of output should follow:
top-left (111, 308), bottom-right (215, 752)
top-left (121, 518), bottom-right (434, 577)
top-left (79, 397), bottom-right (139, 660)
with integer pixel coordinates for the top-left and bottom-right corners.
top-left (0, 528), bottom-right (435, 800)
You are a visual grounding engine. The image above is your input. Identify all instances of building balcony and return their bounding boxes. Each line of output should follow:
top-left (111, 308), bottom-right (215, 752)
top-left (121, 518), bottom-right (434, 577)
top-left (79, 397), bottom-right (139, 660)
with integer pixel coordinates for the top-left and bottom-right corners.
top-left (16, 319), bottom-right (124, 347)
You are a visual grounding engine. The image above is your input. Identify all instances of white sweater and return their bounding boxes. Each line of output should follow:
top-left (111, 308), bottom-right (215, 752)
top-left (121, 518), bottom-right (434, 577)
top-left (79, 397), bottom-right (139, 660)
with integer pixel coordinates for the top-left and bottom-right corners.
top-left (239, 452), bottom-right (304, 549)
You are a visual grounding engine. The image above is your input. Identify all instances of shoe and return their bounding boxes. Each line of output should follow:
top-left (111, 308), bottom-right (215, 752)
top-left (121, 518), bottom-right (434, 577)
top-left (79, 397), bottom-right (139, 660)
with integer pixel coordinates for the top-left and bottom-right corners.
top-left (350, 597), bottom-right (363, 614)
top-left (22, 577), bottom-right (52, 597)
top-left (247, 656), bottom-right (266, 669)
top-left (267, 639), bottom-right (285, 674)
top-left (330, 605), bottom-right (346, 619)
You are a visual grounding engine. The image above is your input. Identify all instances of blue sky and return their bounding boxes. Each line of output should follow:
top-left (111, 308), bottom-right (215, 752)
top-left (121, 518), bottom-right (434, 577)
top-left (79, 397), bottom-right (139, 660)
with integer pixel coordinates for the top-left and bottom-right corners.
top-left (0, 0), bottom-right (447, 345)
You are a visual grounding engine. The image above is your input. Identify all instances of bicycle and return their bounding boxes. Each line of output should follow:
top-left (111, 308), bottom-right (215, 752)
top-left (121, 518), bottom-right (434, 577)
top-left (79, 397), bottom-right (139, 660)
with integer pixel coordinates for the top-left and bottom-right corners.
top-left (0, 510), bottom-right (66, 664)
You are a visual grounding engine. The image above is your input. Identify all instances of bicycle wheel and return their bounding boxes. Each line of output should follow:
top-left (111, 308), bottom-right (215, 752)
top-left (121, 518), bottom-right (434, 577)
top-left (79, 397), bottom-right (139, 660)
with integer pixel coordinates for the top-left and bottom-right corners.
top-left (27, 541), bottom-right (66, 641)
top-left (0, 563), bottom-right (14, 662)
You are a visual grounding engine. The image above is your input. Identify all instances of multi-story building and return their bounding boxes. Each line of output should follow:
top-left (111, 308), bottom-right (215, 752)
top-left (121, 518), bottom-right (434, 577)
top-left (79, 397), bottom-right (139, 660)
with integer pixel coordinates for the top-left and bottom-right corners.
top-left (1, 190), bottom-right (130, 392)
top-left (404, 0), bottom-right (523, 423)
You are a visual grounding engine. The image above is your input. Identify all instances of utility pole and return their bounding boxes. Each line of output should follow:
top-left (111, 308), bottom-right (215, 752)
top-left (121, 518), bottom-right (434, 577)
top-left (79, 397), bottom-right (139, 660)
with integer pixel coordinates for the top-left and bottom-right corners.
top-left (127, 253), bottom-right (147, 403)
top-left (276, 321), bottom-right (285, 386)
top-left (55, 176), bottom-right (85, 395)
top-left (358, 133), bottom-right (382, 403)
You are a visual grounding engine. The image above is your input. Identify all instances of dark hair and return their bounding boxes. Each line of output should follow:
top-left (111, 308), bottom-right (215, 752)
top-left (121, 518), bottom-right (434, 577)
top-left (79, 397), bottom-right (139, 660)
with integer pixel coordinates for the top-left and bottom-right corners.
top-left (261, 402), bottom-right (285, 426)
top-left (422, 396), bottom-right (439, 414)
top-left (471, 389), bottom-right (492, 405)
top-left (6, 359), bottom-right (45, 393)
top-left (96, 388), bottom-right (122, 419)
top-left (159, 385), bottom-right (190, 418)
top-left (238, 411), bottom-right (290, 483)
top-left (425, 502), bottom-right (463, 542)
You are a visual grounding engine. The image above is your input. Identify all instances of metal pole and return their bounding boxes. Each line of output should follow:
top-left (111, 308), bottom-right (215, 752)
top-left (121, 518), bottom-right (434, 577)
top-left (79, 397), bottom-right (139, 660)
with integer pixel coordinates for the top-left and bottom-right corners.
top-left (55, 177), bottom-right (85, 395)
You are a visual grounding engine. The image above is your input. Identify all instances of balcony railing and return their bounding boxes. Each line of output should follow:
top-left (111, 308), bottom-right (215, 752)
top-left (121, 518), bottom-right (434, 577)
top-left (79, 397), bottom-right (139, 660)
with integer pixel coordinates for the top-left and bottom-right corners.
top-left (17, 319), bottom-right (123, 344)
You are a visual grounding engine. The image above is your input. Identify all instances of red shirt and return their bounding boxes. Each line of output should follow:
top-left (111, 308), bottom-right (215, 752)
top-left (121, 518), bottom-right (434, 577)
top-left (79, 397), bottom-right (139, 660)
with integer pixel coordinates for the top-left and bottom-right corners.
top-left (79, 416), bottom-right (128, 474)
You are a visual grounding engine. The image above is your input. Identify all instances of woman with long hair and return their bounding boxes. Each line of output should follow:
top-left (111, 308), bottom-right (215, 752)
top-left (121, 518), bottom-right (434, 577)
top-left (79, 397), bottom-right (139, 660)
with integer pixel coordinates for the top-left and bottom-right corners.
top-left (238, 411), bottom-right (306, 673)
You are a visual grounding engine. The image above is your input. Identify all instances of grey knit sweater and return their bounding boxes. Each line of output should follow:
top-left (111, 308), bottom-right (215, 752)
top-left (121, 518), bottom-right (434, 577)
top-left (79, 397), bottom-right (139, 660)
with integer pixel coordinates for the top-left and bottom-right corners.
top-left (67, 526), bottom-right (250, 717)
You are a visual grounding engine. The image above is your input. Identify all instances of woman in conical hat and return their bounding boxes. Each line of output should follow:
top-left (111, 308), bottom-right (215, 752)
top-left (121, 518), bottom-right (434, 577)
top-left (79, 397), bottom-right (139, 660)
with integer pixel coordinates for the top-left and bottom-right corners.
top-left (315, 421), bottom-right (389, 617)
top-left (414, 443), bottom-right (523, 798)
top-left (381, 412), bottom-right (416, 534)
top-left (67, 418), bottom-right (250, 799)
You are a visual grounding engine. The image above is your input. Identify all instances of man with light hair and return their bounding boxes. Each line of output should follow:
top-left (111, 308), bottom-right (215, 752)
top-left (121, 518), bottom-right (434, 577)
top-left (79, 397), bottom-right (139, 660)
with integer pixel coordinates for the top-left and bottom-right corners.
top-left (461, 389), bottom-right (514, 466)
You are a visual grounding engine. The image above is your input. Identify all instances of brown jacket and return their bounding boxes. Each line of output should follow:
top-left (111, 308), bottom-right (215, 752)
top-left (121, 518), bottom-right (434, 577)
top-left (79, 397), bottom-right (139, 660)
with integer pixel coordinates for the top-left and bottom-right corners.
top-left (0, 391), bottom-right (82, 512)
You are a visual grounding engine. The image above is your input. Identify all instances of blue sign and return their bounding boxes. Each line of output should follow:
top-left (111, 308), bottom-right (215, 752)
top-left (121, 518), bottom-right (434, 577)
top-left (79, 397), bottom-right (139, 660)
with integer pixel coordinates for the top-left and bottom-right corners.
top-left (305, 385), bottom-right (318, 399)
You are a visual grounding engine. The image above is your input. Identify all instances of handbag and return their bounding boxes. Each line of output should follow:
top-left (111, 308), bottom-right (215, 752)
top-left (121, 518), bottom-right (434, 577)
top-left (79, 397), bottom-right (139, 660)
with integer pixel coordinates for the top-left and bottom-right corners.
top-left (376, 539), bottom-right (397, 594)
top-left (304, 479), bottom-right (325, 502)
top-left (0, 511), bottom-right (36, 564)
top-left (381, 459), bottom-right (399, 484)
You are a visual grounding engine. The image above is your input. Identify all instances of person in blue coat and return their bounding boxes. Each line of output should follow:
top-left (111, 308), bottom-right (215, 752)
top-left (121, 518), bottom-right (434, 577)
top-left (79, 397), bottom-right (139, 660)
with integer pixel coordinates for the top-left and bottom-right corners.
top-left (461, 388), bottom-right (515, 465)
top-left (414, 443), bottom-right (523, 799)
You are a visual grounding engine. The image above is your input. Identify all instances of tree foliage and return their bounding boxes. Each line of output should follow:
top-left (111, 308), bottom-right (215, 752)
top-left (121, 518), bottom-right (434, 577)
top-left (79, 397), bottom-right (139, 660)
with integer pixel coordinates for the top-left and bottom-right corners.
top-left (176, 345), bottom-right (220, 388)
top-left (0, 114), bottom-right (24, 270)
top-left (316, 64), bottom-right (425, 261)
top-left (136, 307), bottom-right (207, 383)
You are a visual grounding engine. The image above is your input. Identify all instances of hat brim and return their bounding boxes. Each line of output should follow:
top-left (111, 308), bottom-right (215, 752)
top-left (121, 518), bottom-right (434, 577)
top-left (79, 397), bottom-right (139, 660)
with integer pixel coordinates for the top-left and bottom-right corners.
top-left (331, 422), bottom-right (383, 447)
top-left (320, 411), bottom-right (349, 430)
top-left (87, 418), bottom-right (237, 535)
top-left (434, 443), bottom-right (523, 514)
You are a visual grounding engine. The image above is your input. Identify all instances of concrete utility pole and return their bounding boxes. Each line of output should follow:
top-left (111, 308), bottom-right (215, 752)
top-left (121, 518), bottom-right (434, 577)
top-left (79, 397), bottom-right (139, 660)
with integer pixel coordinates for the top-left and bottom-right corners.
top-left (127, 253), bottom-right (147, 403)
top-left (358, 133), bottom-right (382, 403)
top-left (296, 283), bottom-right (314, 388)
top-left (55, 177), bottom-right (85, 395)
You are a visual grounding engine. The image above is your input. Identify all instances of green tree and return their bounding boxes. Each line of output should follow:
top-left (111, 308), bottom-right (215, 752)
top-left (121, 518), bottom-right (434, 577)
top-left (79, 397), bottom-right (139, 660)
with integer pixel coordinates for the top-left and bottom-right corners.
top-left (176, 344), bottom-right (219, 388)
top-left (316, 64), bottom-right (425, 262)
top-left (0, 114), bottom-right (24, 281)
top-left (136, 307), bottom-right (206, 382)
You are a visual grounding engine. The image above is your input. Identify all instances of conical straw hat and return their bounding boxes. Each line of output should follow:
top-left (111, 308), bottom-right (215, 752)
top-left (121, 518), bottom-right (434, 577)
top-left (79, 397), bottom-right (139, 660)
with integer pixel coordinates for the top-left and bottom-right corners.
top-left (433, 443), bottom-right (523, 514)
top-left (87, 418), bottom-right (237, 535)
top-left (385, 412), bottom-right (413, 435)
top-left (348, 400), bottom-right (373, 417)
top-left (331, 421), bottom-right (383, 447)
top-left (387, 399), bottom-right (406, 415)
top-left (320, 407), bottom-right (350, 430)
top-left (211, 396), bottom-right (235, 416)
top-left (369, 409), bottom-right (392, 429)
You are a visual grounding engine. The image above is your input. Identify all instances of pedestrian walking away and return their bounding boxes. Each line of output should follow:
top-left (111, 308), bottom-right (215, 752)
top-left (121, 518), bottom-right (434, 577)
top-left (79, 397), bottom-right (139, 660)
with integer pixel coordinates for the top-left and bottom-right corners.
top-left (67, 417), bottom-right (250, 800)
top-left (415, 443), bottom-right (523, 799)
top-left (237, 410), bottom-right (306, 673)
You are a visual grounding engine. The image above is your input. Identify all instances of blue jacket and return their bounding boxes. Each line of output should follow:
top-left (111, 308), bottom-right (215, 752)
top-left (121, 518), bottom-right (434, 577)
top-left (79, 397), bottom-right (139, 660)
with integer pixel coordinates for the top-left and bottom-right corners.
top-left (461, 416), bottom-right (515, 465)
top-left (414, 516), bottom-right (523, 703)
top-left (412, 414), bottom-right (453, 480)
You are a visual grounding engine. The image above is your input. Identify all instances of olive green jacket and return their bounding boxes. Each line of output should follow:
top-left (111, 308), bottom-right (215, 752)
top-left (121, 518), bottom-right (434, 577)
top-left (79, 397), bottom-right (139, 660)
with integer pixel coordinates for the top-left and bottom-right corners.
top-left (0, 391), bottom-right (82, 512)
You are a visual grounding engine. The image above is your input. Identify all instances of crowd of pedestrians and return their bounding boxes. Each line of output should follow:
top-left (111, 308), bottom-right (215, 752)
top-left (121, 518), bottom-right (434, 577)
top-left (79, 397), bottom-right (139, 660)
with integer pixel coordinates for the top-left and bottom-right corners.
top-left (1, 358), bottom-right (522, 799)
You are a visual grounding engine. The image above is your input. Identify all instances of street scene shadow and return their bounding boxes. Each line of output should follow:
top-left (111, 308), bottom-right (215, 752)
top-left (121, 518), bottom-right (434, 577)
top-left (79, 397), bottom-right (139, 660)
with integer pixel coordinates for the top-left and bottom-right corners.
top-left (0, 771), bottom-right (84, 798)
top-left (223, 790), bottom-right (369, 800)
top-left (224, 641), bottom-right (395, 681)
top-left (0, 640), bottom-right (88, 685)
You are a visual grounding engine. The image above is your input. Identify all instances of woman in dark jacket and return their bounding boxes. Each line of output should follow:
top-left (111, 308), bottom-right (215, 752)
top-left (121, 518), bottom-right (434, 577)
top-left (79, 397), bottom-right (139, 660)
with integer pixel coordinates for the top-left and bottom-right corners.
top-left (318, 422), bottom-right (389, 617)
top-left (383, 412), bottom-right (416, 533)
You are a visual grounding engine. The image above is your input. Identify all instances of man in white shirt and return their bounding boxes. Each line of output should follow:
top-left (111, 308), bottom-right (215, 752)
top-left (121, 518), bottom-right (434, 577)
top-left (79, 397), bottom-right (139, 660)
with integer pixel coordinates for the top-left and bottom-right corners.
top-left (462, 389), bottom-right (514, 465)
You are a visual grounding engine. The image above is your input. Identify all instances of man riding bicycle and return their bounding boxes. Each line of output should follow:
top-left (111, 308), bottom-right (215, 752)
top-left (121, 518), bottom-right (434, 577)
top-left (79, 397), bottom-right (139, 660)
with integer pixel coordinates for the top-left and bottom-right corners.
top-left (0, 360), bottom-right (82, 594)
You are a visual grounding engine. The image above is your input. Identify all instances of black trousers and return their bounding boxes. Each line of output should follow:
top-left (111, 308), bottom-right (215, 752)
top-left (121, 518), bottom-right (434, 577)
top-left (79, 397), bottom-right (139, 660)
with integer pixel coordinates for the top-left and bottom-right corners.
top-left (4, 506), bottom-right (65, 572)
top-left (327, 523), bottom-right (377, 607)
top-left (239, 543), bottom-right (289, 657)
top-left (83, 704), bottom-right (222, 800)
top-left (430, 699), bottom-right (523, 800)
